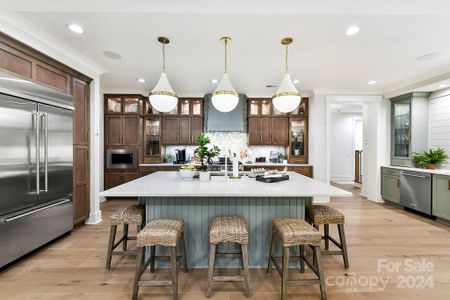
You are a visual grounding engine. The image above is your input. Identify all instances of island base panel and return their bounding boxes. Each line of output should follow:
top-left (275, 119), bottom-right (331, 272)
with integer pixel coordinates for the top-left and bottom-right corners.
top-left (142, 196), bottom-right (312, 268)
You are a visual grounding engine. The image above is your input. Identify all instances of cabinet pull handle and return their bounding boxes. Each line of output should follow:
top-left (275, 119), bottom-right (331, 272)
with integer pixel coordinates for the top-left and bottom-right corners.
top-left (448, 180), bottom-right (450, 191)
top-left (260, 133), bottom-right (262, 143)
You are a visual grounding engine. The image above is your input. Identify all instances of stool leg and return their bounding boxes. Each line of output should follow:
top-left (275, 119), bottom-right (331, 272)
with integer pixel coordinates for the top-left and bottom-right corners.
top-left (267, 230), bottom-right (276, 274)
top-left (241, 244), bottom-right (251, 298)
top-left (281, 246), bottom-right (290, 300)
top-left (299, 245), bottom-right (305, 273)
top-left (123, 224), bottom-right (129, 251)
top-left (324, 224), bottom-right (329, 250)
top-left (149, 246), bottom-right (156, 273)
top-left (132, 246), bottom-right (145, 300)
top-left (180, 232), bottom-right (188, 273)
top-left (105, 225), bottom-right (117, 270)
top-left (313, 224), bottom-right (319, 266)
top-left (314, 246), bottom-right (327, 300)
top-left (206, 243), bottom-right (217, 298)
top-left (170, 246), bottom-right (178, 300)
top-left (338, 224), bottom-right (349, 269)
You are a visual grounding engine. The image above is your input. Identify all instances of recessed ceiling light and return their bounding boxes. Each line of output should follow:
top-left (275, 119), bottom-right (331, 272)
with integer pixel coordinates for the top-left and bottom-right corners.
top-left (345, 25), bottom-right (360, 36)
top-left (438, 83), bottom-right (447, 89)
top-left (103, 50), bottom-right (122, 60)
top-left (368, 80), bottom-right (377, 85)
top-left (293, 79), bottom-right (300, 84)
top-left (67, 23), bottom-right (84, 34)
top-left (416, 53), bottom-right (439, 62)
top-left (211, 79), bottom-right (218, 84)
top-left (137, 78), bottom-right (146, 83)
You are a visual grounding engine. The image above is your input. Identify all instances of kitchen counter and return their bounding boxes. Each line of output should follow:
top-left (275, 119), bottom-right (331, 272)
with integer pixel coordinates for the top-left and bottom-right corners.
top-left (100, 171), bottom-right (348, 198)
top-left (382, 165), bottom-right (450, 175)
top-left (139, 162), bottom-right (312, 167)
top-left (100, 171), bottom-right (349, 268)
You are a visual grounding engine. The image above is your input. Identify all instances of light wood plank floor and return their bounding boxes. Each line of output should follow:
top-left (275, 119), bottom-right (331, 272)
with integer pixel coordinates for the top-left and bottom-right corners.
top-left (1, 185), bottom-right (450, 299)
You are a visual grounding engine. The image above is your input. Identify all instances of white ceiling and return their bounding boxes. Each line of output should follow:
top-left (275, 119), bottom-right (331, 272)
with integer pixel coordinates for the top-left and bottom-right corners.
top-left (4, 0), bottom-right (450, 96)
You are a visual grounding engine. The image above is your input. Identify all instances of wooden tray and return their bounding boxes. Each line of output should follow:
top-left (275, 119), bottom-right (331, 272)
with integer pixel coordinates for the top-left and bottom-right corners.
top-left (256, 174), bottom-right (289, 183)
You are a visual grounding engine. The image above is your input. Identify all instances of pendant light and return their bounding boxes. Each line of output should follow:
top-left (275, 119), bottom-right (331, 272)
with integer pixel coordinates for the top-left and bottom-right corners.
top-left (211, 36), bottom-right (239, 113)
top-left (272, 37), bottom-right (301, 113)
top-left (149, 36), bottom-right (178, 113)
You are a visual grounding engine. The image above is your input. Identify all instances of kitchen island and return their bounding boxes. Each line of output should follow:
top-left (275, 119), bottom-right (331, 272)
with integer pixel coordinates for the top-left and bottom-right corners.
top-left (100, 171), bottom-right (351, 267)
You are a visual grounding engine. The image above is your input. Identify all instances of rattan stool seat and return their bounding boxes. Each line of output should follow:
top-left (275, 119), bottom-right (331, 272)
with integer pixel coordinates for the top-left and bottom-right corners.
top-left (137, 218), bottom-right (184, 247)
top-left (273, 218), bottom-right (321, 247)
top-left (306, 205), bottom-right (345, 225)
top-left (110, 205), bottom-right (144, 225)
top-left (209, 216), bottom-right (249, 245)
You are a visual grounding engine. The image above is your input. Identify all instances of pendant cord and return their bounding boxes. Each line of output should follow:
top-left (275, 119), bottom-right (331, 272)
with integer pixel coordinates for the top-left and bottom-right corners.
top-left (162, 43), bottom-right (166, 72)
top-left (285, 44), bottom-right (288, 73)
top-left (224, 38), bottom-right (228, 73)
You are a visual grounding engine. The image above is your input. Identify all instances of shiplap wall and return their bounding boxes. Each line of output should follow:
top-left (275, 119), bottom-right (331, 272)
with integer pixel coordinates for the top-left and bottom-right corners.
top-left (429, 91), bottom-right (450, 165)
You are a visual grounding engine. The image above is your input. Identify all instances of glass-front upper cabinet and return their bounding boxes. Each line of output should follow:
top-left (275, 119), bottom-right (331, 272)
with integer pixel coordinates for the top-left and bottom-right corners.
top-left (390, 92), bottom-right (430, 167)
top-left (106, 97), bottom-right (122, 113)
top-left (248, 99), bottom-right (272, 116)
top-left (123, 97), bottom-right (142, 114)
top-left (289, 117), bottom-right (308, 163)
top-left (105, 95), bottom-right (143, 114)
top-left (393, 99), bottom-right (411, 159)
top-left (144, 118), bottom-right (161, 162)
top-left (179, 98), bottom-right (203, 116)
top-left (289, 97), bottom-right (308, 116)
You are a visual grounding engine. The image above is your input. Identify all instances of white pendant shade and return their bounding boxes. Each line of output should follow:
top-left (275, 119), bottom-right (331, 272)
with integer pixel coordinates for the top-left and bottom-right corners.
top-left (149, 72), bottom-right (178, 113)
top-left (211, 72), bottom-right (239, 113)
top-left (272, 73), bottom-right (301, 113)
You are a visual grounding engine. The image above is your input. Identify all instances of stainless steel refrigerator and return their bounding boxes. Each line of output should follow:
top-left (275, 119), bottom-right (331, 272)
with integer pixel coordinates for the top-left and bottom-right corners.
top-left (0, 71), bottom-right (74, 268)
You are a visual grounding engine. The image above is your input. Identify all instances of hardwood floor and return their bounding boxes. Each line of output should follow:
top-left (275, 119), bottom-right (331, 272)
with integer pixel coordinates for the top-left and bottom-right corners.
top-left (1, 186), bottom-right (450, 299)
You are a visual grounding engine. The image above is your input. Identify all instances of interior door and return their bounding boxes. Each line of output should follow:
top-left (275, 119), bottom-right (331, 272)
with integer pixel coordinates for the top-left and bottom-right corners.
top-left (0, 94), bottom-right (39, 215)
top-left (37, 104), bottom-right (73, 203)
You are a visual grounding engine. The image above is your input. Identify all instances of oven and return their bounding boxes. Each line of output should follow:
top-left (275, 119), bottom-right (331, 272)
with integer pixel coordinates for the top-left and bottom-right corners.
top-left (106, 149), bottom-right (138, 170)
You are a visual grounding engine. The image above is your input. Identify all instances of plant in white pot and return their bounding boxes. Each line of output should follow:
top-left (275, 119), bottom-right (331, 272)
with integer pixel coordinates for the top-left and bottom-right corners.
top-left (194, 133), bottom-right (220, 181)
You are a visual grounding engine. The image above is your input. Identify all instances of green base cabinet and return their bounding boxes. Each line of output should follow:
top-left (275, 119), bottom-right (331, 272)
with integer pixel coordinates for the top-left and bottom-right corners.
top-left (381, 167), bottom-right (401, 204)
top-left (432, 174), bottom-right (450, 221)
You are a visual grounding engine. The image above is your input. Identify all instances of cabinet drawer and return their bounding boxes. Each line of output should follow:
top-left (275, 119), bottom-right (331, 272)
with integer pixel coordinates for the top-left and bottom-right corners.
top-left (382, 167), bottom-right (401, 177)
top-left (140, 167), bottom-right (158, 176)
top-left (289, 166), bottom-right (312, 178)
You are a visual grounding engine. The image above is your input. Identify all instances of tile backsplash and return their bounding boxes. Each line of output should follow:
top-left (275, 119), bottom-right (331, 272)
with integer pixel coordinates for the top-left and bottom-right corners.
top-left (165, 132), bottom-right (285, 162)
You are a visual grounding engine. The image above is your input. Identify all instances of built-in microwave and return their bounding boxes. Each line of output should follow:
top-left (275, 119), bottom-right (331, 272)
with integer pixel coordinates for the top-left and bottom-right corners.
top-left (106, 149), bottom-right (138, 170)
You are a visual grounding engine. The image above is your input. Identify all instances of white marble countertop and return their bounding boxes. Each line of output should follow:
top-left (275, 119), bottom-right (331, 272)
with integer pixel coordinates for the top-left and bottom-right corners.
top-left (382, 165), bottom-right (450, 175)
top-left (100, 171), bottom-right (351, 198)
top-left (139, 162), bottom-right (312, 167)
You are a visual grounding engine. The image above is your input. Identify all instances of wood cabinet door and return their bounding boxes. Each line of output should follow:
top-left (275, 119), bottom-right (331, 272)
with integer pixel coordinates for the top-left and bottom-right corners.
top-left (162, 117), bottom-right (179, 144)
top-left (432, 175), bottom-right (450, 220)
top-left (73, 184), bottom-right (88, 225)
top-left (289, 166), bottom-right (312, 178)
top-left (0, 47), bottom-right (33, 79)
top-left (73, 146), bottom-right (89, 224)
top-left (123, 172), bottom-right (139, 183)
top-left (105, 115), bottom-right (123, 146)
top-left (381, 174), bottom-right (400, 204)
top-left (272, 118), bottom-right (289, 145)
top-left (35, 63), bottom-right (71, 93)
top-left (178, 117), bottom-right (191, 144)
top-left (190, 117), bottom-right (203, 144)
top-left (73, 79), bottom-right (89, 145)
top-left (260, 118), bottom-right (272, 144)
top-left (123, 116), bottom-right (141, 145)
top-left (248, 118), bottom-right (260, 145)
top-left (106, 172), bottom-right (123, 189)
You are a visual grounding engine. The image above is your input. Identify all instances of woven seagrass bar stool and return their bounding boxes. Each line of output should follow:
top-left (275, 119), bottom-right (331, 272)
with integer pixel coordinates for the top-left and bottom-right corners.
top-left (106, 204), bottom-right (144, 270)
top-left (267, 218), bottom-right (327, 300)
top-left (306, 205), bottom-right (349, 269)
top-left (132, 218), bottom-right (188, 300)
top-left (207, 216), bottom-right (251, 298)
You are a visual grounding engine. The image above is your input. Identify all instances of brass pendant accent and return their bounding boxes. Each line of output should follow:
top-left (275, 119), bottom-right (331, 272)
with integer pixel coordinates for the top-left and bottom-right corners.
top-left (281, 37), bottom-right (293, 45)
top-left (158, 36), bottom-right (170, 44)
top-left (220, 36), bottom-right (232, 45)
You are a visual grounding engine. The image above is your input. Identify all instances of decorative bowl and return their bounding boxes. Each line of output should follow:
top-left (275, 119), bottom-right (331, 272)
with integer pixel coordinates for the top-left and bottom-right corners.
top-left (179, 168), bottom-right (197, 180)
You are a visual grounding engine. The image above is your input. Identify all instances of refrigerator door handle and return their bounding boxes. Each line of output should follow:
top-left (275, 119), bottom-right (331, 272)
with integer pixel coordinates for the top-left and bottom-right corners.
top-left (0, 199), bottom-right (70, 223)
top-left (34, 111), bottom-right (40, 195)
top-left (43, 113), bottom-right (48, 192)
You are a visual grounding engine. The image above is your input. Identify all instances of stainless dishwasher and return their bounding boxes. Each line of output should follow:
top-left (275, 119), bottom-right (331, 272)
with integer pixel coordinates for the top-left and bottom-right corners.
top-left (400, 171), bottom-right (432, 214)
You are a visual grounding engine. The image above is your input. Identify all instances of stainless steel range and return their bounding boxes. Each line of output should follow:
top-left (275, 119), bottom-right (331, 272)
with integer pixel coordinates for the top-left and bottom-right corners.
top-left (0, 71), bottom-right (73, 268)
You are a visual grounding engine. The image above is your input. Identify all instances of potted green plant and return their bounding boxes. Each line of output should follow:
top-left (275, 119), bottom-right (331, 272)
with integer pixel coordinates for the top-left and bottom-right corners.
top-left (194, 133), bottom-right (220, 181)
top-left (413, 148), bottom-right (449, 169)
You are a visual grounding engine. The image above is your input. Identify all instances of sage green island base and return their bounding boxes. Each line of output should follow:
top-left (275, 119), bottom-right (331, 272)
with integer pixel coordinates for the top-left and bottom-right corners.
top-left (100, 171), bottom-right (351, 268)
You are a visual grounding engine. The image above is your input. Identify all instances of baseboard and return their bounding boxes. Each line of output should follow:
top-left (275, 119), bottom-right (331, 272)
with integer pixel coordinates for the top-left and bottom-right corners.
top-left (331, 179), bottom-right (355, 185)
top-left (85, 210), bottom-right (102, 225)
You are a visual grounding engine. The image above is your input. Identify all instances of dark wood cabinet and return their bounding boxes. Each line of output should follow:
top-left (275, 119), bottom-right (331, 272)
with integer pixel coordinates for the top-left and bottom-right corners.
top-left (105, 115), bottom-right (141, 147)
top-left (191, 117), bottom-right (203, 143)
top-left (162, 117), bottom-right (179, 144)
top-left (272, 118), bottom-right (289, 145)
top-left (105, 171), bottom-right (139, 189)
top-left (289, 117), bottom-right (308, 164)
top-left (73, 79), bottom-right (89, 145)
top-left (179, 117), bottom-right (191, 144)
top-left (143, 117), bottom-right (162, 163)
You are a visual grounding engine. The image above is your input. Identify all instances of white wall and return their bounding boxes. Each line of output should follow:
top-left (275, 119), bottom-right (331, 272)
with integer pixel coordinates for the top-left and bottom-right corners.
top-left (429, 89), bottom-right (450, 167)
top-left (329, 113), bottom-right (362, 183)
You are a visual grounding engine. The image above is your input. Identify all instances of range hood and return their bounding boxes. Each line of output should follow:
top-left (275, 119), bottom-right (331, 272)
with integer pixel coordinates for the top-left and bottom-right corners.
top-left (204, 93), bottom-right (247, 132)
